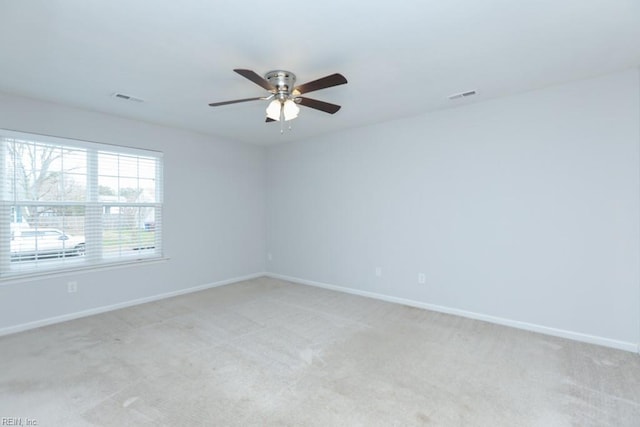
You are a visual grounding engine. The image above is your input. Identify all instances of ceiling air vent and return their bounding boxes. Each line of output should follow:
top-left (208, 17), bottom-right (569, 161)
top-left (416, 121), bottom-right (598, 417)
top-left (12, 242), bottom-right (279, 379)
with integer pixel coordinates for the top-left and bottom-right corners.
top-left (448, 90), bottom-right (477, 100)
top-left (112, 92), bottom-right (144, 103)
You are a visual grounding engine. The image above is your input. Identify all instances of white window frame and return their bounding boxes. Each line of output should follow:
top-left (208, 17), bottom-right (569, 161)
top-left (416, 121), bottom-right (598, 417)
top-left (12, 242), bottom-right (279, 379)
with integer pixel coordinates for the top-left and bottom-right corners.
top-left (0, 129), bottom-right (164, 281)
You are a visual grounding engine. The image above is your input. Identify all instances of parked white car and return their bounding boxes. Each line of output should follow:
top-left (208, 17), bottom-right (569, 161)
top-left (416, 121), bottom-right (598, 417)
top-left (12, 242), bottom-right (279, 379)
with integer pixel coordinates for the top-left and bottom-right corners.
top-left (10, 228), bottom-right (85, 260)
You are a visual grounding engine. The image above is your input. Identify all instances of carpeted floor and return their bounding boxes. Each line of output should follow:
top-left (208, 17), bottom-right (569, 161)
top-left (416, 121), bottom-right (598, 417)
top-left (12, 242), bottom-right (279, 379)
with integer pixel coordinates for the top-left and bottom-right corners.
top-left (1, 277), bottom-right (639, 426)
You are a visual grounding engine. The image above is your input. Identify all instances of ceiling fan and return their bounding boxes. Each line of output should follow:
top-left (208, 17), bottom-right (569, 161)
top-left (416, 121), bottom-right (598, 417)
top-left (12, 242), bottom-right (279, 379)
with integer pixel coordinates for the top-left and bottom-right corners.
top-left (208, 69), bottom-right (347, 132)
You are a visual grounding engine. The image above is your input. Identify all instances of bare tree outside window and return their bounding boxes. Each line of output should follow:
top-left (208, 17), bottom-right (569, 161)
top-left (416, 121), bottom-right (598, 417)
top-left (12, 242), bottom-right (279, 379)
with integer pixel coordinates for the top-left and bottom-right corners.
top-left (7, 141), bottom-right (86, 229)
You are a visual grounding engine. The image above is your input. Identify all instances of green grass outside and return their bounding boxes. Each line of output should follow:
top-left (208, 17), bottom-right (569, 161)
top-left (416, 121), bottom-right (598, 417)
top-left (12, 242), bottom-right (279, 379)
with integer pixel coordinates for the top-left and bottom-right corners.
top-left (103, 230), bottom-right (156, 250)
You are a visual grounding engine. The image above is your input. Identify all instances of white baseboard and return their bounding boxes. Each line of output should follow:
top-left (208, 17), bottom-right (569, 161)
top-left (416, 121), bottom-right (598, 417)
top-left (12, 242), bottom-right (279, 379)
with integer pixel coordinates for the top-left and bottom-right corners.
top-left (266, 272), bottom-right (640, 354)
top-left (4, 270), bottom-right (638, 354)
top-left (0, 272), bottom-right (267, 337)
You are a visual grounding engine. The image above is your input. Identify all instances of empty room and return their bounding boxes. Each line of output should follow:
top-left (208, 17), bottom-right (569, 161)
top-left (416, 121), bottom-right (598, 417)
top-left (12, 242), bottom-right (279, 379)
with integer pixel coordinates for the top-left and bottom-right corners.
top-left (1, 1), bottom-right (639, 425)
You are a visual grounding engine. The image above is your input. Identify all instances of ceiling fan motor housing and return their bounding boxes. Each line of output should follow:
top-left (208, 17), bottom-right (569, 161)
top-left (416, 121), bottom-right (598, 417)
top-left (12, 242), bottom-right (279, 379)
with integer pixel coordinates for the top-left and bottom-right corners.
top-left (265, 70), bottom-right (297, 100)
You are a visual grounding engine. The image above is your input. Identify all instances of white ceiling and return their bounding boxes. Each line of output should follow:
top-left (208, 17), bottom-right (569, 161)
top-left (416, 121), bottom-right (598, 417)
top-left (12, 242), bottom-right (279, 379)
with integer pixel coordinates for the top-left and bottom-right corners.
top-left (1, 1), bottom-right (639, 145)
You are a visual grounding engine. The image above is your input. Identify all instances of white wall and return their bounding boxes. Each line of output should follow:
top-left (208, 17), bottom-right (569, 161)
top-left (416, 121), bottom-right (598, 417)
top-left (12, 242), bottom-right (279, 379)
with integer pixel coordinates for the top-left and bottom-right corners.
top-left (266, 69), bottom-right (640, 351)
top-left (0, 92), bottom-right (266, 331)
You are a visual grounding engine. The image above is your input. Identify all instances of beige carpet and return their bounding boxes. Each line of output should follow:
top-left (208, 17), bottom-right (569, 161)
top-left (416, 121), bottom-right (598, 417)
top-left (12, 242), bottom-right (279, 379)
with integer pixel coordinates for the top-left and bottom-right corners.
top-left (1, 277), bottom-right (639, 426)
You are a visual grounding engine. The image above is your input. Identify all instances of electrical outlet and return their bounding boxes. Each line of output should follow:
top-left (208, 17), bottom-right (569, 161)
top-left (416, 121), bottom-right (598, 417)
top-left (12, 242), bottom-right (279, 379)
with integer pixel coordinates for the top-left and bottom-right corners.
top-left (375, 267), bottom-right (382, 277)
top-left (67, 281), bottom-right (78, 293)
top-left (418, 273), bottom-right (426, 284)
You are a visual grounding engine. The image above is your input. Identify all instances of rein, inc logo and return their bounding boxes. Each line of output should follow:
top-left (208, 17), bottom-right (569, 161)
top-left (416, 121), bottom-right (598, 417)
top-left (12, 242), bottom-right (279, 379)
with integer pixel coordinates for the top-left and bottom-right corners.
top-left (1, 418), bottom-right (38, 426)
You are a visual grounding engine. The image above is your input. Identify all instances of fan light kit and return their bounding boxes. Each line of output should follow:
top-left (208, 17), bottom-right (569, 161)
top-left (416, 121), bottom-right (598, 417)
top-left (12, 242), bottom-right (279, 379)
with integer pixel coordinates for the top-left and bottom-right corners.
top-left (266, 99), bottom-right (299, 121)
top-left (209, 69), bottom-right (347, 134)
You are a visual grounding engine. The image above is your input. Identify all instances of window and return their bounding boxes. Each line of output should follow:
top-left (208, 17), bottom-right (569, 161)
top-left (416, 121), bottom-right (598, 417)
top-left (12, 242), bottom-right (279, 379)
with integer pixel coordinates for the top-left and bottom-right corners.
top-left (0, 129), bottom-right (163, 279)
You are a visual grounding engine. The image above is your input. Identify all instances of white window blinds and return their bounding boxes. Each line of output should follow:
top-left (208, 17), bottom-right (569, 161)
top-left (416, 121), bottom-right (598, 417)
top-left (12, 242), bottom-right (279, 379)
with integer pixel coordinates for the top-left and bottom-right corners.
top-left (0, 129), bottom-right (163, 279)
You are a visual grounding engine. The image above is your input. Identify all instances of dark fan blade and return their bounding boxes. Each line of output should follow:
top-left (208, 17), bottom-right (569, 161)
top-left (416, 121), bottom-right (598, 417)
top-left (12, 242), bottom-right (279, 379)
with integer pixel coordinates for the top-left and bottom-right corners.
top-left (234, 69), bottom-right (275, 91)
top-left (294, 73), bottom-right (347, 95)
top-left (297, 97), bottom-right (342, 114)
top-left (266, 117), bottom-right (276, 123)
top-left (208, 97), bottom-right (264, 107)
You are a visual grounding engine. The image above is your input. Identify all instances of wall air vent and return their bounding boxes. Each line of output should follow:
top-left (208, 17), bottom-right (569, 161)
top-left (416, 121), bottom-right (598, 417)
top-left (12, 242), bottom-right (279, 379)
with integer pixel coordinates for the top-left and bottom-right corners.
top-left (448, 90), bottom-right (477, 100)
top-left (111, 92), bottom-right (144, 103)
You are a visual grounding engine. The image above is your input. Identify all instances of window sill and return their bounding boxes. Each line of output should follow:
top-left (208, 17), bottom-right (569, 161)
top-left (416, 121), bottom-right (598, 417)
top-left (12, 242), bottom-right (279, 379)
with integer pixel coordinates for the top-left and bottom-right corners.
top-left (0, 257), bottom-right (170, 285)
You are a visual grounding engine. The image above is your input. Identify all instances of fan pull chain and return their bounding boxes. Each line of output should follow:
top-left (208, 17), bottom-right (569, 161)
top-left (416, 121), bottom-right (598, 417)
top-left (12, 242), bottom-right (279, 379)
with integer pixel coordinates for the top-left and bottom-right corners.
top-left (280, 102), bottom-right (284, 134)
